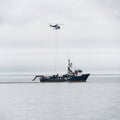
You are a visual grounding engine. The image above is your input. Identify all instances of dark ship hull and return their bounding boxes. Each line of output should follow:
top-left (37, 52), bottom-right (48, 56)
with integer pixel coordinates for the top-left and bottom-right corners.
top-left (33, 74), bottom-right (90, 82)
top-left (40, 74), bottom-right (89, 82)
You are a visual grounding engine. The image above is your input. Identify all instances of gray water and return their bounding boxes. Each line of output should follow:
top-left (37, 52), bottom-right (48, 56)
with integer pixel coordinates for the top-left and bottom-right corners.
top-left (0, 75), bottom-right (120, 120)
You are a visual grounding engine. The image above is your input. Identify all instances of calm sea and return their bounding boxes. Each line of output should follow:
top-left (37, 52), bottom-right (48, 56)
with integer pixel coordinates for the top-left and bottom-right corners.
top-left (0, 75), bottom-right (120, 120)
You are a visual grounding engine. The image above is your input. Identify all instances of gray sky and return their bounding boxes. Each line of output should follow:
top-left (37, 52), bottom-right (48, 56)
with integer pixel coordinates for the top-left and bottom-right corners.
top-left (0, 0), bottom-right (120, 74)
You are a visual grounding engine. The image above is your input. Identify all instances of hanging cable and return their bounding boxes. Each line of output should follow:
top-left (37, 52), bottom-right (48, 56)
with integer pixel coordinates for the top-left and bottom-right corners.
top-left (50, 24), bottom-right (62, 74)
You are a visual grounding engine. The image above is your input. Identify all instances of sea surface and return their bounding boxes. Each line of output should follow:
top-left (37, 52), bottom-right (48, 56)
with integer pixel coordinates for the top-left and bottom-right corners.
top-left (0, 75), bottom-right (120, 120)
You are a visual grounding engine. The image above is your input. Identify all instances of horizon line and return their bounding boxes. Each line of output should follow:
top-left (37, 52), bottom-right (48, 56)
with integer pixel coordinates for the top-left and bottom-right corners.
top-left (0, 74), bottom-right (120, 76)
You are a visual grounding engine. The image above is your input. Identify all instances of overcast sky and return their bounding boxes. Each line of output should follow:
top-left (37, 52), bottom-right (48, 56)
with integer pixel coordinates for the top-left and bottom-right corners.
top-left (0, 0), bottom-right (120, 75)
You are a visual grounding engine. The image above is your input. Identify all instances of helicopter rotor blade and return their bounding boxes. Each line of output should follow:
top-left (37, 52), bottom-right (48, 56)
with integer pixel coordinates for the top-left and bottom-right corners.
top-left (57, 24), bottom-right (64, 25)
top-left (50, 23), bottom-right (63, 25)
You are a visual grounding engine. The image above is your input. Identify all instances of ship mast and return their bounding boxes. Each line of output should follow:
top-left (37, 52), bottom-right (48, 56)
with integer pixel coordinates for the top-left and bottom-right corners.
top-left (68, 59), bottom-right (73, 74)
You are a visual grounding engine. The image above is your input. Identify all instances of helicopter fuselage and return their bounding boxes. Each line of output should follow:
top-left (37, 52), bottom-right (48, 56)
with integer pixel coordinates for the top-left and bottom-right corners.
top-left (50, 24), bottom-right (60, 30)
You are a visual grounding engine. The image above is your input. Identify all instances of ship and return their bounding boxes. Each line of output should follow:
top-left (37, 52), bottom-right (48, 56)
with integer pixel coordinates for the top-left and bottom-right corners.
top-left (32, 59), bottom-right (90, 82)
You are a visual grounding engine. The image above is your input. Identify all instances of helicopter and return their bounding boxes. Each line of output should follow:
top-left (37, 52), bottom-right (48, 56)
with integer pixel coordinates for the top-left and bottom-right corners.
top-left (50, 24), bottom-right (62, 30)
